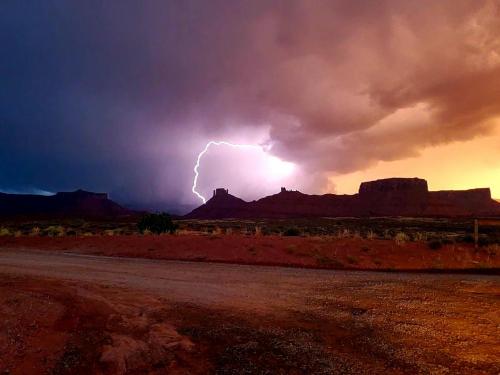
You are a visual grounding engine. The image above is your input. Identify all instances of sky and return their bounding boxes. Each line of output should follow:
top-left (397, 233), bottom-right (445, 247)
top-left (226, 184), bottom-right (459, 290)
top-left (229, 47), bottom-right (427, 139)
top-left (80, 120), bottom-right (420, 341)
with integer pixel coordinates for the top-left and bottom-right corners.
top-left (1, 0), bottom-right (500, 212)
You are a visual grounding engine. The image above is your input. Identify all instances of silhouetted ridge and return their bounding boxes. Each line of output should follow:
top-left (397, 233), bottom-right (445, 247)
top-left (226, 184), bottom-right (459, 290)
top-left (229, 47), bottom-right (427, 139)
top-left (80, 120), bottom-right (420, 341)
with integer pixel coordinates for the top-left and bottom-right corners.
top-left (185, 178), bottom-right (500, 219)
top-left (0, 189), bottom-right (135, 218)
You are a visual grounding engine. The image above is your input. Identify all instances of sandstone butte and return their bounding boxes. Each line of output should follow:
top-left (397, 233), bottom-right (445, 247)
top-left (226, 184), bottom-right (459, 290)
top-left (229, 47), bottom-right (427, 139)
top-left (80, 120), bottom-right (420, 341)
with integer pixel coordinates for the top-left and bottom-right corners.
top-left (186, 178), bottom-right (500, 219)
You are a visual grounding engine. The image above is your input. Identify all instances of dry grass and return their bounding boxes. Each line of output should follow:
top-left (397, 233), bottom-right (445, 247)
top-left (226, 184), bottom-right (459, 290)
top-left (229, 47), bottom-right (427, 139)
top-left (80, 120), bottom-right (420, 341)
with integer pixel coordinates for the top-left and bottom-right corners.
top-left (394, 232), bottom-right (409, 246)
top-left (352, 230), bottom-right (362, 239)
top-left (485, 244), bottom-right (499, 257)
top-left (383, 229), bottom-right (392, 240)
top-left (337, 228), bottom-right (351, 238)
top-left (413, 232), bottom-right (428, 242)
top-left (365, 230), bottom-right (376, 240)
top-left (346, 255), bottom-right (359, 264)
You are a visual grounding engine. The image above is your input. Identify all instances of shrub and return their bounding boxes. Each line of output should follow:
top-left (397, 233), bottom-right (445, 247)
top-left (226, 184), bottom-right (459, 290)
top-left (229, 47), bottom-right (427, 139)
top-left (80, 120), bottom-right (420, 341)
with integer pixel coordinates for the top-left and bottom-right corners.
top-left (383, 229), bottom-right (393, 240)
top-left (365, 230), bottom-right (376, 240)
top-left (283, 227), bottom-right (301, 236)
top-left (337, 229), bottom-right (351, 238)
top-left (30, 226), bottom-right (41, 236)
top-left (137, 213), bottom-right (178, 234)
top-left (461, 234), bottom-right (474, 243)
top-left (413, 232), bottom-right (428, 242)
top-left (313, 253), bottom-right (344, 268)
top-left (346, 255), bottom-right (359, 264)
top-left (394, 232), bottom-right (409, 246)
top-left (428, 239), bottom-right (442, 250)
top-left (352, 231), bottom-right (362, 239)
top-left (260, 227), bottom-right (273, 236)
top-left (486, 244), bottom-right (499, 256)
top-left (442, 238), bottom-right (454, 245)
top-left (478, 237), bottom-right (493, 247)
top-left (46, 225), bottom-right (65, 237)
top-left (0, 227), bottom-right (11, 236)
top-left (315, 255), bottom-right (335, 266)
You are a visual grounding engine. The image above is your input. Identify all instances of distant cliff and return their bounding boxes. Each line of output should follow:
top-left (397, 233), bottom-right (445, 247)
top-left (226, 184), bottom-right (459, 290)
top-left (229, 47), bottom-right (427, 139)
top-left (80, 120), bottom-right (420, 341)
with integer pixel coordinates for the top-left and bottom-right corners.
top-left (185, 178), bottom-right (500, 219)
top-left (0, 189), bottom-right (135, 218)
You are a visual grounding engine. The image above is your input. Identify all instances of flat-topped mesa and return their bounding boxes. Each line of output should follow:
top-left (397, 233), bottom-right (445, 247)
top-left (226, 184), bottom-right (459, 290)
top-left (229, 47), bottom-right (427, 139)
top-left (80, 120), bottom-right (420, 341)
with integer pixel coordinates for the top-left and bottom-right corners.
top-left (55, 189), bottom-right (108, 200)
top-left (431, 188), bottom-right (492, 202)
top-left (359, 178), bottom-right (429, 216)
top-left (0, 189), bottom-right (134, 218)
top-left (426, 188), bottom-right (494, 216)
top-left (359, 177), bottom-right (428, 195)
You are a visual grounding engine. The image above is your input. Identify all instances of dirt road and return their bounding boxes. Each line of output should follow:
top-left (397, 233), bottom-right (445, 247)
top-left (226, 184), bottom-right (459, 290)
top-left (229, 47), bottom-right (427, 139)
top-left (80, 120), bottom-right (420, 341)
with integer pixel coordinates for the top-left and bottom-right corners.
top-left (0, 249), bottom-right (499, 374)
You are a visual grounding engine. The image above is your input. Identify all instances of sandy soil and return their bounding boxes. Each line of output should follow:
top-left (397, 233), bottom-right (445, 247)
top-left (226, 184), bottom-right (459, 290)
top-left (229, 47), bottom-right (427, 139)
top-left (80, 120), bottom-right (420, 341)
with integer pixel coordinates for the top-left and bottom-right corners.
top-left (0, 249), bottom-right (499, 374)
top-left (0, 234), bottom-right (498, 272)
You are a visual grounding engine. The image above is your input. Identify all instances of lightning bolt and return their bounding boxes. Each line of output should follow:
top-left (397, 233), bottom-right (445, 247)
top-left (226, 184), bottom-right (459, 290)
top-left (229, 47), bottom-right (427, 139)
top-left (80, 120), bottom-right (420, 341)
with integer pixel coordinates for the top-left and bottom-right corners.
top-left (192, 141), bottom-right (262, 204)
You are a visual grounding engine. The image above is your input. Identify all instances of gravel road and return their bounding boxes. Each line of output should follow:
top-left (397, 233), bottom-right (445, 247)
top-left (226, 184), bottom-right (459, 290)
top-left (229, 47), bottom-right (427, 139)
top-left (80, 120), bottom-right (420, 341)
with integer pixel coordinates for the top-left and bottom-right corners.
top-left (0, 248), bottom-right (499, 374)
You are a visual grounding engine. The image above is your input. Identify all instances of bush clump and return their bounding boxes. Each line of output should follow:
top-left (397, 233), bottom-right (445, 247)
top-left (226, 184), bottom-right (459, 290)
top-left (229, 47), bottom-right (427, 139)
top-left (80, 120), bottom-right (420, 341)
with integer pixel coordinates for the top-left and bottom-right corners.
top-left (427, 239), bottom-right (443, 250)
top-left (283, 227), bottom-right (301, 236)
top-left (478, 237), bottom-right (493, 247)
top-left (137, 213), bottom-right (178, 234)
top-left (46, 225), bottom-right (65, 237)
top-left (461, 234), bottom-right (474, 243)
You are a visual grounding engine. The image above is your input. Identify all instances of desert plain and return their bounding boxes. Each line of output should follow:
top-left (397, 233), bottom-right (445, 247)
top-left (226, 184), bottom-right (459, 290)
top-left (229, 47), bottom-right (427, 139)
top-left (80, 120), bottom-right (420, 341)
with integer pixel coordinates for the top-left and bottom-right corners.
top-left (0, 218), bottom-right (499, 374)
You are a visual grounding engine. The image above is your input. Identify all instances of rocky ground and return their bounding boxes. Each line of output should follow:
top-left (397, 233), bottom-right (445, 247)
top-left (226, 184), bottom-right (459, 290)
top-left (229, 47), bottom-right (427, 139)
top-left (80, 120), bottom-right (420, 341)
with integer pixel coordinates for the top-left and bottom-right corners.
top-left (0, 249), bottom-right (499, 374)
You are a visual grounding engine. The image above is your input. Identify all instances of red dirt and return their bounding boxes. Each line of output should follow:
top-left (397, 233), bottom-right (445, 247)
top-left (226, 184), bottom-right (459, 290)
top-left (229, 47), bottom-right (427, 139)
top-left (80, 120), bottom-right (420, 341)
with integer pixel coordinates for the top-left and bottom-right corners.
top-left (1, 234), bottom-right (498, 272)
top-left (0, 275), bottom-right (203, 375)
top-left (0, 276), bottom-right (112, 374)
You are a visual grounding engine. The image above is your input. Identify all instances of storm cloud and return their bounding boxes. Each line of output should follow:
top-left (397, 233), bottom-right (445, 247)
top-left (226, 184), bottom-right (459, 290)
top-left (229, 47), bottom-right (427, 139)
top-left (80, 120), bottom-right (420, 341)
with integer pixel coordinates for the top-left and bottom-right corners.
top-left (1, 0), bottom-right (499, 210)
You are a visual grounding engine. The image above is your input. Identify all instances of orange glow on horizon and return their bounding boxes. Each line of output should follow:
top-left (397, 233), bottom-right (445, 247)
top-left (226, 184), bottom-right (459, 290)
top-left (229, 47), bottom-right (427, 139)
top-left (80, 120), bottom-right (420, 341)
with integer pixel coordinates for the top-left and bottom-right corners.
top-left (329, 124), bottom-right (500, 199)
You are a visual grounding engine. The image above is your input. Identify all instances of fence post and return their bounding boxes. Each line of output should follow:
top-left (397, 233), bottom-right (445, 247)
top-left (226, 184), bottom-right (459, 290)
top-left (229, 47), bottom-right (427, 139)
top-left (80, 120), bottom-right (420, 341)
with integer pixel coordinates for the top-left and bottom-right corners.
top-left (474, 219), bottom-right (479, 249)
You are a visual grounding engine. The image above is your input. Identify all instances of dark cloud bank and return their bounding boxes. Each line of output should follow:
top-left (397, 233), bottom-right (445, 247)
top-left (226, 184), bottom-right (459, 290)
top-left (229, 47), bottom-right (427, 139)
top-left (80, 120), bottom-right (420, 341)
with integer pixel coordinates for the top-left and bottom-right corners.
top-left (1, 0), bottom-right (499, 212)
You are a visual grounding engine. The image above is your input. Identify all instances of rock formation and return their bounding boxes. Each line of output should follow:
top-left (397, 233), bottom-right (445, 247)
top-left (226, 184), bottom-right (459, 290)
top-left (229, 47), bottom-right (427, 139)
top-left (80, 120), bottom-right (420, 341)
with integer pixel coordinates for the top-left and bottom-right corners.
top-left (0, 189), bottom-right (135, 218)
top-left (185, 178), bottom-right (500, 219)
top-left (359, 178), bottom-right (429, 216)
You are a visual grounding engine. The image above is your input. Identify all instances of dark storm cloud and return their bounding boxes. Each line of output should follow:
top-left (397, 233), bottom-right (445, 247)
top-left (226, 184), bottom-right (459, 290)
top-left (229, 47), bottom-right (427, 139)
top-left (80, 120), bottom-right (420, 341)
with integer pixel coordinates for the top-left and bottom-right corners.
top-left (1, 0), bottom-right (500, 208)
